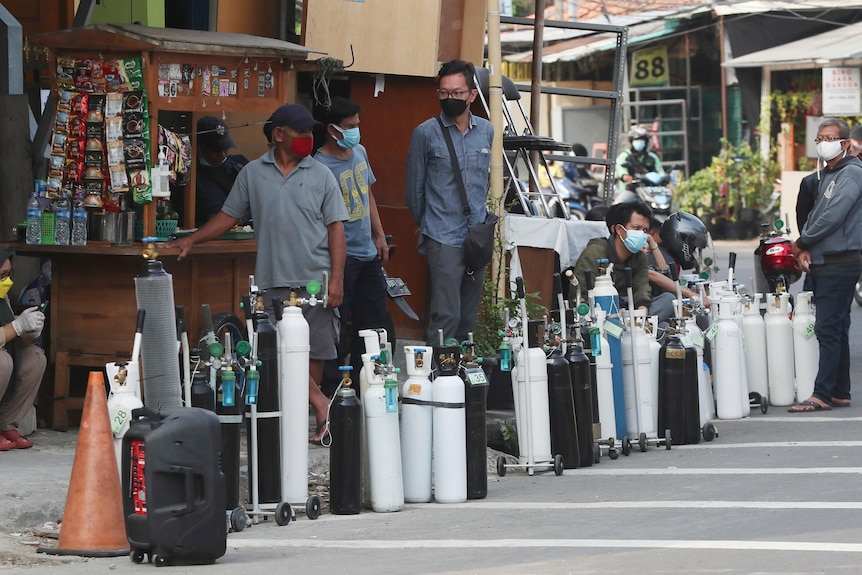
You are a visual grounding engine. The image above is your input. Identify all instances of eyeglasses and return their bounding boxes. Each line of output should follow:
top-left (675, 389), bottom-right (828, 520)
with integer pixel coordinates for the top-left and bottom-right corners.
top-left (0, 269), bottom-right (13, 281)
top-left (814, 136), bottom-right (845, 144)
top-left (437, 89), bottom-right (471, 100)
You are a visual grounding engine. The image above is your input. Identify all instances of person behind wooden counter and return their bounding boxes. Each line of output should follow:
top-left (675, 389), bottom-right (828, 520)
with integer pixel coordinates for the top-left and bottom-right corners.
top-left (0, 249), bottom-right (46, 450)
top-left (166, 104), bottom-right (348, 445)
top-left (195, 116), bottom-right (249, 226)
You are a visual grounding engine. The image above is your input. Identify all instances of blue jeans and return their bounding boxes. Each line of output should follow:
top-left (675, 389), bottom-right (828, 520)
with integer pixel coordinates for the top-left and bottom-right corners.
top-left (809, 271), bottom-right (858, 404)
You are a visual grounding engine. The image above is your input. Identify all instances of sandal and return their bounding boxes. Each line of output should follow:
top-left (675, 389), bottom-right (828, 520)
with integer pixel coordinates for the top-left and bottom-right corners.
top-left (0, 436), bottom-right (14, 451)
top-left (788, 399), bottom-right (832, 413)
top-left (2, 429), bottom-right (33, 449)
top-left (309, 420), bottom-right (329, 446)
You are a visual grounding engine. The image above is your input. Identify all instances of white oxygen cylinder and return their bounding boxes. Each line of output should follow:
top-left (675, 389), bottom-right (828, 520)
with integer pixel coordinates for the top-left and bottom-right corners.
top-left (647, 316), bottom-right (662, 434)
top-left (106, 361), bottom-right (143, 475)
top-left (276, 304), bottom-right (310, 505)
top-left (621, 310), bottom-right (654, 436)
top-left (732, 293), bottom-right (751, 418)
top-left (713, 297), bottom-right (745, 419)
top-left (765, 292), bottom-right (796, 406)
top-left (365, 353), bottom-right (404, 512)
top-left (741, 294), bottom-right (769, 402)
top-left (685, 317), bottom-right (715, 424)
top-left (592, 309), bottom-right (615, 441)
top-left (400, 345), bottom-right (433, 503)
top-left (792, 291), bottom-right (818, 403)
top-left (357, 329), bottom-right (382, 508)
top-left (511, 324), bottom-right (552, 467)
top-left (432, 344), bottom-right (466, 503)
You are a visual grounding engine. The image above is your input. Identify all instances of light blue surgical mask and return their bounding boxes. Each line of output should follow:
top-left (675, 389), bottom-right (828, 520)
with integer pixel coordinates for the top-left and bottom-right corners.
top-left (632, 139), bottom-right (646, 152)
top-left (621, 227), bottom-right (648, 253)
top-left (333, 124), bottom-right (361, 149)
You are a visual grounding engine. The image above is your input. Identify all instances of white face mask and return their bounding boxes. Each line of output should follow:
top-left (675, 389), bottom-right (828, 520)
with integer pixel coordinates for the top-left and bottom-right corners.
top-left (816, 139), bottom-right (845, 161)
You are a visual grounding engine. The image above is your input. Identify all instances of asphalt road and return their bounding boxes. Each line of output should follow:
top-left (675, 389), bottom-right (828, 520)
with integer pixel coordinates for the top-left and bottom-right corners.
top-left (3, 238), bottom-right (862, 574)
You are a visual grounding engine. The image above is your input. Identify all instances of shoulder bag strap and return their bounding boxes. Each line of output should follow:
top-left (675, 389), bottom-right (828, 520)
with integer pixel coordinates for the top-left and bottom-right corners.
top-left (436, 116), bottom-right (471, 219)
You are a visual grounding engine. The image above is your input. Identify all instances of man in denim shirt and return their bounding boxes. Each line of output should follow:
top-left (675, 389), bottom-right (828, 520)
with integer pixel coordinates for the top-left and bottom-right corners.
top-left (405, 60), bottom-right (494, 345)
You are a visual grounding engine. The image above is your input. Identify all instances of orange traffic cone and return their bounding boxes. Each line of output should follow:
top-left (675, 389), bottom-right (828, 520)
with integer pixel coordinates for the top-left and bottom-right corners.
top-left (39, 371), bottom-right (130, 557)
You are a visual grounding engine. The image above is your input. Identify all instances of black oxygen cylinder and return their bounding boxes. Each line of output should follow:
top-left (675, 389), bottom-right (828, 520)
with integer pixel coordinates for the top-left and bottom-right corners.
top-left (566, 337), bottom-right (595, 467)
top-left (658, 334), bottom-right (687, 445)
top-left (330, 368), bottom-right (362, 515)
top-left (463, 355), bottom-right (488, 500)
top-left (217, 368), bottom-right (242, 510)
top-left (682, 344), bottom-right (701, 445)
top-left (579, 269), bottom-right (601, 427)
top-left (249, 310), bottom-right (282, 503)
top-left (190, 349), bottom-right (215, 411)
top-left (547, 348), bottom-right (580, 469)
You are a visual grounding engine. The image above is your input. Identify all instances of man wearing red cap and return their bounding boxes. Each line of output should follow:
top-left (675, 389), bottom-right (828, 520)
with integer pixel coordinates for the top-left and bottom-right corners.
top-left (168, 104), bottom-right (348, 443)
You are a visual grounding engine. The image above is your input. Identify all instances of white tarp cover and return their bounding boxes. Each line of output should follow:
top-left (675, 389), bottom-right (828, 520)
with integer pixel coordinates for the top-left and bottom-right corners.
top-left (723, 20), bottom-right (862, 68)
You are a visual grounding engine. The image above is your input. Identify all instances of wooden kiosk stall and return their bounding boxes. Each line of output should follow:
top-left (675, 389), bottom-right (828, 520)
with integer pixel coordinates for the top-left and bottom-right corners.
top-left (12, 25), bottom-right (322, 429)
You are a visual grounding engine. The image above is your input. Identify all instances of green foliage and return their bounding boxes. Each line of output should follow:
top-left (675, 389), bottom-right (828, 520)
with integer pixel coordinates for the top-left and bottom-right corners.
top-left (674, 140), bottom-right (779, 222)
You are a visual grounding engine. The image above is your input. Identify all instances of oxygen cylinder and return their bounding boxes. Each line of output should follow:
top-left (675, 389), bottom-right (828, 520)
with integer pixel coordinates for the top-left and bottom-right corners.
top-left (685, 317), bottom-right (715, 424)
top-left (792, 291), bottom-right (818, 403)
top-left (565, 332), bottom-right (594, 467)
top-left (621, 310), bottom-right (654, 436)
top-left (728, 293), bottom-right (751, 418)
top-left (592, 309), bottom-right (615, 441)
top-left (592, 261), bottom-right (626, 439)
top-left (547, 347), bottom-right (580, 469)
top-left (765, 292), bottom-right (796, 406)
top-left (462, 336), bottom-right (489, 500)
top-left (357, 329), bottom-right (382, 509)
top-left (512, 321), bottom-right (553, 467)
top-left (365, 349), bottom-right (404, 512)
top-left (432, 344), bottom-right (467, 504)
top-left (658, 332), bottom-right (687, 444)
top-left (741, 295), bottom-right (769, 402)
top-left (400, 345), bottom-right (433, 503)
top-left (190, 350), bottom-right (215, 410)
top-left (646, 317), bottom-right (662, 434)
top-left (330, 367), bottom-right (362, 515)
top-left (274, 299), bottom-right (311, 506)
top-left (713, 297), bottom-right (745, 419)
top-left (248, 311), bottom-right (281, 505)
top-left (577, 270), bottom-right (601, 442)
top-left (107, 360), bottom-right (143, 475)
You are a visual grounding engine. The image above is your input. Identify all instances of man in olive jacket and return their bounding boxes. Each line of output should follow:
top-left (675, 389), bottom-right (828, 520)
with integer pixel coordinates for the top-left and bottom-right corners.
top-left (572, 201), bottom-right (674, 323)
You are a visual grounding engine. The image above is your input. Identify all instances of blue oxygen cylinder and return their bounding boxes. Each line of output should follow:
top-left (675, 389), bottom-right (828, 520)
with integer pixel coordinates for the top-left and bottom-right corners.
top-left (592, 260), bottom-right (626, 439)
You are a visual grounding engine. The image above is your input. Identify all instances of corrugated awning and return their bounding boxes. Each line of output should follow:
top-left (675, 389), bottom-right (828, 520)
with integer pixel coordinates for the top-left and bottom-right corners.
top-left (723, 20), bottom-right (862, 69)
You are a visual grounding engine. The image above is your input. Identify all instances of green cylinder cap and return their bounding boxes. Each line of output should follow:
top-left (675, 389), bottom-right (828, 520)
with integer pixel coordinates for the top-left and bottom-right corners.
top-left (209, 342), bottom-right (224, 357)
top-left (577, 302), bottom-right (590, 316)
top-left (246, 370), bottom-right (260, 380)
top-left (235, 340), bottom-right (252, 357)
top-left (307, 280), bottom-right (321, 295)
top-left (379, 349), bottom-right (389, 364)
top-left (221, 369), bottom-right (236, 381)
top-left (699, 271), bottom-right (710, 280)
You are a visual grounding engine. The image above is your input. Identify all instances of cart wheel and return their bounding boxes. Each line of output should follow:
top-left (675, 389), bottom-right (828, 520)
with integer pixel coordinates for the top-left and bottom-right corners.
top-left (496, 455), bottom-right (507, 477)
top-left (593, 443), bottom-right (601, 464)
top-left (553, 454), bottom-right (564, 476)
top-left (306, 495), bottom-right (322, 520)
top-left (275, 501), bottom-right (292, 526)
top-left (638, 432), bottom-right (647, 453)
top-left (130, 550), bottom-right (145, 564)
top-left (153, 553), bottom-right (168, 567)
top-left (702, 422), bottom-right (716, 442)
top-left (664, 429), bottom-right (672, 450)
top-left (230, 507), bottom-right (247, 532)
top-left (608, 449), bottom-right (619, 460)
top-left (761, 397), bottom-right (769, 414)
top-left (621, 436), bottom-right (631, 456)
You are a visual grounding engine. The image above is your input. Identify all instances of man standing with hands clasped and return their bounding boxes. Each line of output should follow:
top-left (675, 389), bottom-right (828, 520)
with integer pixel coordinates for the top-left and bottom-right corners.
top-left (789, 118), bottom-right (862, 412)
top-left (405, 59), bottom-right (494, 346)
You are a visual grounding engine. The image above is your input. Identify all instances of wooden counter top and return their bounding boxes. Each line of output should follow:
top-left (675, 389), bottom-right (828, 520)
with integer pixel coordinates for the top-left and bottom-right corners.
top-left (1, 239), bottom-right (257, 258)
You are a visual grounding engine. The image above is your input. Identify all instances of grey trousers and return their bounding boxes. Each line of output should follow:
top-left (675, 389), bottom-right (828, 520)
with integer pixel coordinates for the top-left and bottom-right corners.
top-left (0, 345), bottom-right (46, 431)
top-left (423, 238), bottom-right (485, 346)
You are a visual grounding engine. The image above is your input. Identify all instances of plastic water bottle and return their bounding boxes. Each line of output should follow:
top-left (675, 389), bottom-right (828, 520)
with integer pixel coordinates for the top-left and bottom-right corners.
top-left (71, 199), bottom-right (87, 246)
top-left (25, 194), bottom-right (41, 245)
top-left (54, 193), bottom-right (71, 246)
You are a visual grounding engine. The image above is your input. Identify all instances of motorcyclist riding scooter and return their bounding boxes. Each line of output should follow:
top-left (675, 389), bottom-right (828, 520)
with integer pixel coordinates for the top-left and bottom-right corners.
top-left (615, 126), bottom-right (672, 218)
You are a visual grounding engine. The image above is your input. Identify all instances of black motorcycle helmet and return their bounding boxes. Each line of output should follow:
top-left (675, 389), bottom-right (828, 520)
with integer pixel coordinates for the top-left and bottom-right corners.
top-left (660, 211), bottom-right (708, 268)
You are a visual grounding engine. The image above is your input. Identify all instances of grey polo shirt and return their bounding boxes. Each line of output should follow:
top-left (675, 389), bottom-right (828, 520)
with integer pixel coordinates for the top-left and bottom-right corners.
top-left (222, 149), bottom-right (348, 289)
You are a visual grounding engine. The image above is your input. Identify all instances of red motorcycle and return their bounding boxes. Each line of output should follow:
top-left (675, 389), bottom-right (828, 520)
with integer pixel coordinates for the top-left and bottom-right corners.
top-left (755, 216), bottom-right (802, 295)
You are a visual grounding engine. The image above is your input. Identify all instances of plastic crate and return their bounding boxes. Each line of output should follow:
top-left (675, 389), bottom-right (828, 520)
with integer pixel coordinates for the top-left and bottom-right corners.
top-left (134, 219), bottom-right (178, 241)
top-left (40, 212), bottom-right (55, 245)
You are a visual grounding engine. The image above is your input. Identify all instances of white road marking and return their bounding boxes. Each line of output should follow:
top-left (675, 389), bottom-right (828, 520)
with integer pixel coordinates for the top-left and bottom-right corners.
top-left (229, 538), bottom-right (862, 552)
top-left (721, 416), bottom-right (862, 422)
top-left (675, 440), bottom-right (862, 449)
top-left (405, 500), bottom-right (862, 510)
top-left (565, 467), bottom-right (862, 476)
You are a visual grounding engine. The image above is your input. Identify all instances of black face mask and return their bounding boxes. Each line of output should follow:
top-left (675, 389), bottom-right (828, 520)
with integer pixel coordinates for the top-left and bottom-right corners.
top-left (440, 97), bottom-right (469, 118)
